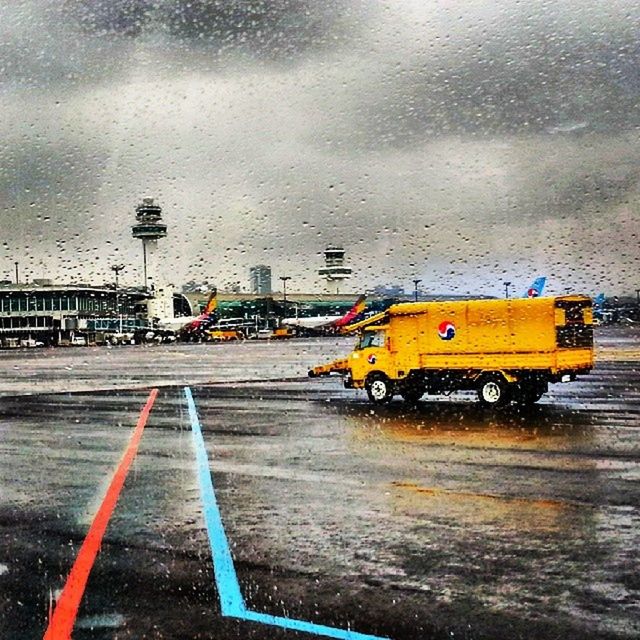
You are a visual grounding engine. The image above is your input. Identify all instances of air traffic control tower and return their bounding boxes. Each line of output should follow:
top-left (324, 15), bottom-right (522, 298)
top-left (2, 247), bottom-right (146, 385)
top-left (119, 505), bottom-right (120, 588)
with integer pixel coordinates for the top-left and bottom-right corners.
top-left (132, 197), bottom-right (167, 290)
top-left (132, 197), bottom-right (173, 321)
top-left (318, 246), bottom-right (352, 294)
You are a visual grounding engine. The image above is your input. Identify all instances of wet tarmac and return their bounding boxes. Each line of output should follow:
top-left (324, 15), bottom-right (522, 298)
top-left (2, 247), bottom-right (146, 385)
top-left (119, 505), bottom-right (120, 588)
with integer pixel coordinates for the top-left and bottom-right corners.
top-left (1, 327), bottom-right (639, 639)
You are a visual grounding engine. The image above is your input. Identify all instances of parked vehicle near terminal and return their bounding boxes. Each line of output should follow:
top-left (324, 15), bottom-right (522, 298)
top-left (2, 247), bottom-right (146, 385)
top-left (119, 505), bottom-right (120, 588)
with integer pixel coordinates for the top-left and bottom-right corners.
top-left (70, 336), bottom-right (87, 346)
top-left (271, 326), bottom-right (295, 339)
top-left (208, 329), bottom-right (243, 342)
top-left (20, 338), bottom-right (44, 348)
top-left (309, 296), bottom-right (594, 406)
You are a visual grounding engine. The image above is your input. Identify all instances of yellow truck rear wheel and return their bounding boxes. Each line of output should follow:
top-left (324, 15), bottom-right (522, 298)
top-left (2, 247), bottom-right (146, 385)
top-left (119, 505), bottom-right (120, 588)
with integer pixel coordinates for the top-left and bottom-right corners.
top-left (477, 373), bottom-right (510, 407)
top-left (399, 383), bottom-right (425, 403)
top-left (513, 382), bottom-right (547, 405)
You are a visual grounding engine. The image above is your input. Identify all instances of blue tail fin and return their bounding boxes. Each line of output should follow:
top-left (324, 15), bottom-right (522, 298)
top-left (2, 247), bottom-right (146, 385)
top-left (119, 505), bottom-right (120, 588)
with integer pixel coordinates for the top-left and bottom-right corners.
top-left (524, 277), bottom-right (546, 298)
top-left (593, 293), bottom-right (605, 310)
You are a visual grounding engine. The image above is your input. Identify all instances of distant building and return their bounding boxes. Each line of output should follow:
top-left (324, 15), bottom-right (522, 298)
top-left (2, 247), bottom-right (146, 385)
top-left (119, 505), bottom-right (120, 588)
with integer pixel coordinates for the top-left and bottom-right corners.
top-left (181, 281), bottom-right (215, 294)
top-left (318, 246), bottom-right (352, 294)
top-left (249, 265), bottom-right (272, 295)
top-left (372, 285), bottom-right (406, 297)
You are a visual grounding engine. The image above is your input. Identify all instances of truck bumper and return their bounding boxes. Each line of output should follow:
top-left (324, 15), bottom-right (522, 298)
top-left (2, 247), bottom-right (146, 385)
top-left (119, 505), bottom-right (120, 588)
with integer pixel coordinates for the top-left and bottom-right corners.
top-left (308, 358), bottom-right (350, 378)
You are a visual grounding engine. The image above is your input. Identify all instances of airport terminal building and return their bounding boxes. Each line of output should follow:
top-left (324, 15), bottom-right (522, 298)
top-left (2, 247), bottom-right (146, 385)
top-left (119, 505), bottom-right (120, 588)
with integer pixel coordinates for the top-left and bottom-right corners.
top-left (0, 283), bottom-right (154, 346)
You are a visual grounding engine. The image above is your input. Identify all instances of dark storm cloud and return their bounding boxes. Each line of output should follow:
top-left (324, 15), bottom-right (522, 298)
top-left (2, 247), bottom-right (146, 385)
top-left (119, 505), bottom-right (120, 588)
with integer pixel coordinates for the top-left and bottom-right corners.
top-left (0, 3), bottom-right (137, 90)
top-left (65, 0), bottom-right (153, 37)
top-left (159, 0), bottom-right (361, 60)
top-left (2, 0), bottom-right (363, 92)
top-left (339, 31), bottom-right (640, 147)
top-left (64, 0), bottom-right (362, 61)
top-left (546, 163), bottom-right (640, 214)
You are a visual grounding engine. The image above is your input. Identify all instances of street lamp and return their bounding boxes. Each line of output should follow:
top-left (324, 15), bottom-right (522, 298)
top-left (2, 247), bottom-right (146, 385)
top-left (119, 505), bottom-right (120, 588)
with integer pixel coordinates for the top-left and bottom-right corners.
top-left (503, 281), bottom-right (511, 299)
top-left (412, 278), bottom-right (422, 302)
top-left (14, 261), bottom-right (19, 285)
top-left (280, 276), bottom-right (291, 306)
top-left (111, 264), bottom-right (125, 333)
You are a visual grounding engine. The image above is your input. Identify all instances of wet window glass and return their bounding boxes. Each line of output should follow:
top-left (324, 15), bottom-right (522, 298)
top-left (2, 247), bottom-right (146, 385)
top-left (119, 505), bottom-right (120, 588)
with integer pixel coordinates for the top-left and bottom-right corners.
top-left (358, 329), bottom-right (386, 349)
top-left (1, 2), bottom-right (639, 640)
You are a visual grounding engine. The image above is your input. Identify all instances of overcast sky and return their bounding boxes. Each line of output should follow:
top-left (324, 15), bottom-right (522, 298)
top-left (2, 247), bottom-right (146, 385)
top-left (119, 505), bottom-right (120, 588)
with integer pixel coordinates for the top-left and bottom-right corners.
top-left (1, 0), bottom-right (639, 296)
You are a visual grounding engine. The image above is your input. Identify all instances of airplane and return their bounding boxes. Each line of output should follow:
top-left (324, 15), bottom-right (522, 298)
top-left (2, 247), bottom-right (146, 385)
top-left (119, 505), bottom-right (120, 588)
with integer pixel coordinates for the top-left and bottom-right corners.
top-left (179, 289), bottom-right (219, 337)
top-left (592, 293), bottom-right (608, 324)
top-left (593, 293), bottom-right (605, 311)
top-left (524, 276), bottom-right (546, 298)
top-left (282, 295), bottom-right (367, 332)
top-left (157, 290), bottom-right (218, 335)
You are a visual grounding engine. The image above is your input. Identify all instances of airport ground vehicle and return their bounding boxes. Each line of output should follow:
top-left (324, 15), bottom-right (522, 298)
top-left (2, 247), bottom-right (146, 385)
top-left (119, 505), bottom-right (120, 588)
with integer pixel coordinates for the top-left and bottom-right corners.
top-left (19, 338), bottom-right (44, 348)
top-left (271, 326), bottom-right (295, 339)
top-left (309, 296), bottom-right (594, 406)
top-left (208, 329), bottom-right (243, 341)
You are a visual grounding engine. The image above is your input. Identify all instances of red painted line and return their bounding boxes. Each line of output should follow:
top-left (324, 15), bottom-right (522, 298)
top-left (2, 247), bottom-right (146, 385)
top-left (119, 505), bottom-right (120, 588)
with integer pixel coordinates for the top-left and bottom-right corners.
top-left (43, 388), bottom-right (159, 640)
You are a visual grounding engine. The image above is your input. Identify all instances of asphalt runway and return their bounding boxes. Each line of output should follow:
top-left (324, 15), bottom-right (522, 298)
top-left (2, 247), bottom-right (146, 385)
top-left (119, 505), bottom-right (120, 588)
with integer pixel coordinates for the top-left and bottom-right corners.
top-left (1, 328), bottom-right (639, 640)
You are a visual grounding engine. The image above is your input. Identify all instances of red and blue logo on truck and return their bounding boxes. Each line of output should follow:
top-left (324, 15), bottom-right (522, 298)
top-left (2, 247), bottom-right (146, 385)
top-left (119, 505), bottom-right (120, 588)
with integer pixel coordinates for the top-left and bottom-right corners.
top-left (438, 321), bottom-right (456, 340)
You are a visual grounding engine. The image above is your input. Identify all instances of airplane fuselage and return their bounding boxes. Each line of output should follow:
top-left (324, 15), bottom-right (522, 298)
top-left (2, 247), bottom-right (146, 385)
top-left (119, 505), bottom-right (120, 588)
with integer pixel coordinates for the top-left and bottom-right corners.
top-left (282, 315), bottom-right (343, 330)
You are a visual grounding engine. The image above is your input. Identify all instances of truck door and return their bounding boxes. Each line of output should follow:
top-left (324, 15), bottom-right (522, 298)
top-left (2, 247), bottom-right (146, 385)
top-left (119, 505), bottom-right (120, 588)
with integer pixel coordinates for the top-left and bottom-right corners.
top-left (354, 328), bottom-right (391, 378)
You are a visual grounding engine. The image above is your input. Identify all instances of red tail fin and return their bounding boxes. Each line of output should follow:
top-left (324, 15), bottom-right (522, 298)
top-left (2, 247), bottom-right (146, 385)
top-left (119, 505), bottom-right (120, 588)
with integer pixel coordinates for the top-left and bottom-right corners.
top-left (202, 289), bottom-right (218, 316)
top-left (334, 295), bottom-right (366, 327)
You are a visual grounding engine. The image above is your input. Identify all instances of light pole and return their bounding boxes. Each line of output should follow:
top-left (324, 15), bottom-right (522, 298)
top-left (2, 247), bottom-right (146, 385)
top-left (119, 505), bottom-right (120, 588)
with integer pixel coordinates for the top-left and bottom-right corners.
top-left (636, 289), bottom-right (640, 307)
top-left (503, 281), bottom-right (511, 299)
top-left (14, 262), bottom-right (19, 284)
top-left (412, 278), bottom-right (422, 302)
top-left (111, 264), bottom-right (125, 333)
top-left (280, 276), bottom-right (291, 306)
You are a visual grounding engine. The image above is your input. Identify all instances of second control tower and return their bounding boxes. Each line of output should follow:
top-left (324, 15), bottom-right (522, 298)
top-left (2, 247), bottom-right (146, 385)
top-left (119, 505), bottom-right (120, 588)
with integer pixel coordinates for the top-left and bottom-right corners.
top-left (131, 197), bottom-right (167, 291)
top-left (318, 246), bottom-right (352, 294)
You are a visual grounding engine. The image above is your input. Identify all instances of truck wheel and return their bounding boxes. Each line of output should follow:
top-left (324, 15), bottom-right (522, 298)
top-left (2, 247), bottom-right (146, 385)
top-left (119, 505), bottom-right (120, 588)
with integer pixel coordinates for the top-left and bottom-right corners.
top-left (514, 383), bottom-right (546, 405)
top-left (477, 374), bottom-right (509, 407)
top-left (400, 384), bottom-right (424, 403)
top-left (365, 373), bottom-right (394, 404)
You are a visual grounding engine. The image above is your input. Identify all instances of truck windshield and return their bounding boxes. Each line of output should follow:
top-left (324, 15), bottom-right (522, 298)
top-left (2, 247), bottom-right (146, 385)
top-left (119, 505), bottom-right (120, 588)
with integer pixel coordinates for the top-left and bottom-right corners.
top-left (358, 330), bottom-right (385, 349)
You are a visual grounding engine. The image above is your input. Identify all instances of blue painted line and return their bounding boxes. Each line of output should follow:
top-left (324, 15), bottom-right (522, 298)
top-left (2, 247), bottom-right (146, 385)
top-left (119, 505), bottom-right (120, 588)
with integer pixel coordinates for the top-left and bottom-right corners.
top-left (185, 386), bottom-right (391, 640)
top-left (185, 386), bottom-right (245, 617)
top-left (241, 610), bottom-right (390, 640)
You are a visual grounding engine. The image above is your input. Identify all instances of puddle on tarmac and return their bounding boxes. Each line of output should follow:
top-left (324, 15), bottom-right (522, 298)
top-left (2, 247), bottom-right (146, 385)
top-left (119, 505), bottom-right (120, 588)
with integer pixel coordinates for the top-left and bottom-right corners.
top-left (75, 613), bottom-right (125, 629)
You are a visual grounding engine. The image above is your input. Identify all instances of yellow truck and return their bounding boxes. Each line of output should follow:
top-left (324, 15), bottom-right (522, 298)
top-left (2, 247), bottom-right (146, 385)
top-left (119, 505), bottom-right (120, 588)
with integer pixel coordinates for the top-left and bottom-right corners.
top-left (308, 296), bottom-right (594, 406)
top-left (207, 329), bottom-right (243, 342)
top-left (271, 326), bottom-right (295, 339)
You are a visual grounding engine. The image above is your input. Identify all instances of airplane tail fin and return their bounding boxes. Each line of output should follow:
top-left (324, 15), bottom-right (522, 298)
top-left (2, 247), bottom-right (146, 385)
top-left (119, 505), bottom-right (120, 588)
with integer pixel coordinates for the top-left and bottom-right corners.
top-left (202, 288), bottom-right (218, 316)
top-left (180, 289), bottom-right (218, 335)
top-left (334, 295), bottom-right (367, 327)
top-left (525, 277), bottom-right (546, 298)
